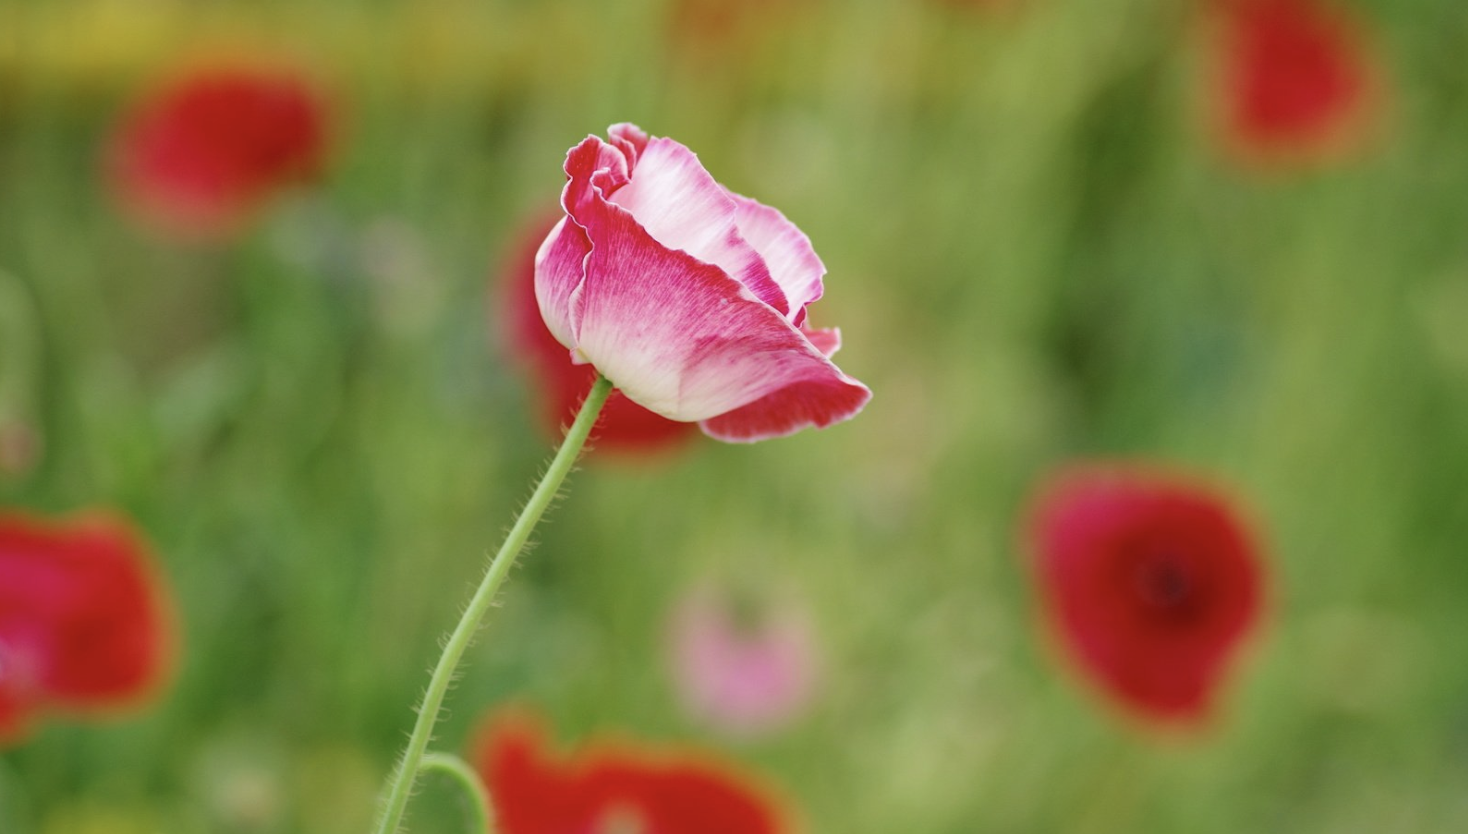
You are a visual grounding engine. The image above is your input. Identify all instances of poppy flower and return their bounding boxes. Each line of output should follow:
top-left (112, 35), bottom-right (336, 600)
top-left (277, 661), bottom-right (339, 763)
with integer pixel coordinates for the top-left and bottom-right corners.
top-left (105, 58), bottom-right (331, 240)
top-left (1023, 464), bottom-right (1266, 726)
top-left (471, 707), bottom-right (791, 834)
top-left (1206, 0), bottom-right (1381, 165)
top-left (498, 212), bottom-right (699, 455)
top-left (666, 583), bottom-right (819, 738)
top-left (0, 511), bottom-right (175, 745)
top-left (535, 123), bottom-right (870, 443)
top-left (0, 419), bottom-right (39, 479)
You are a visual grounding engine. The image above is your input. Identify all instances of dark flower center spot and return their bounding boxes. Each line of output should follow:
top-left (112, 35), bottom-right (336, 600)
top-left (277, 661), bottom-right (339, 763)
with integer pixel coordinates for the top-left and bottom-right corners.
top-left (1132, 552), bottom-right (1199, 618)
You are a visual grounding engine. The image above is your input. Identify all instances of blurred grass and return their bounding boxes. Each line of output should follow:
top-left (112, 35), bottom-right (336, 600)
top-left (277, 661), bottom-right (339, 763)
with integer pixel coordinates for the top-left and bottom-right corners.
top-left (3, 0), bottom-right (1468, 831)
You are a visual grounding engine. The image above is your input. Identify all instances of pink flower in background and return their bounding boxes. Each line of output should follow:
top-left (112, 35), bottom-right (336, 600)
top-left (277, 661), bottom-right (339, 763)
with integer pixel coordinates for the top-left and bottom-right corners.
top-left (498, 212), bottom-right (699, 455)
top-left (535, 123), bottom-right (870, 443)
top-left (106, 58), bottom-right (331, 240)
top-left (0, 511), bottom-right (175, 745)
top-left (667, 584), bottom-right (819, 737)
top-left (1023, 464), bottom-right (1266, 727)
top-left (471, 707), bottom-right (791, 834)
top-left (1207, 0), bottom-right (1380, 165)
top-left (0, 420), bottom-right (39, 480)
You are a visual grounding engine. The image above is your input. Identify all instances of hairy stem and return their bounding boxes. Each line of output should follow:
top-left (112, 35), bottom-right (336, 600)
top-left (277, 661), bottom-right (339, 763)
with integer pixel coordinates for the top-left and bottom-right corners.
top-left (372, 375), bottom-right (615, 834)
top-left (420, 752), bottom-right (494, 834)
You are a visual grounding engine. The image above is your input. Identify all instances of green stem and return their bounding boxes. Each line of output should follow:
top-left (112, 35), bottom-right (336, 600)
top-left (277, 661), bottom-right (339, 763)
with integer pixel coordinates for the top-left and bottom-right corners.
top-left (419, 752), bottom-right (494, 834)
top-left (372, 375), bottom-right (615, 834)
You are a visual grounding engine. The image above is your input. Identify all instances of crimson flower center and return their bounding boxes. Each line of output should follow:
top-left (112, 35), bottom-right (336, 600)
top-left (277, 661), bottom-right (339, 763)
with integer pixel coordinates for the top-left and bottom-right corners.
top-left (1130, 550), bottom-right (1206, 623)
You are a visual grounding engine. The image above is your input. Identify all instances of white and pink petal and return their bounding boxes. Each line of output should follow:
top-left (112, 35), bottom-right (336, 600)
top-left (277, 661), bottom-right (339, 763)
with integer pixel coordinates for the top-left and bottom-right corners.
top-left (567, 189), bottom-right (867, 431)
top-left (535, 124), bottom-right (870, 443)
top-left (700, 369), bottom-right (871, 443)
top-left (532, 215), bottom-right (590, 352)
top-left (800, 325), bottom-right (841, 358)
top-left (727, 192), bottom-right (827, 325)
top-left (606, 137), bottom-right (790, 318)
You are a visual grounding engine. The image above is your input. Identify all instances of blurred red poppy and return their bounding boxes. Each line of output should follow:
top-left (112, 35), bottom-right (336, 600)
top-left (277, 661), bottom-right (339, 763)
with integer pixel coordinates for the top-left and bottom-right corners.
top-left (471, 707), bottom-right (791, 834)
top-left (105, 58), bottom-right (331, 240)
top-left (1024, 464), bottom-right (1266, 727)
top-left (0, 511), bottom-right (175, 745)
top-left (1208, 0), bottom-right (1381, 165)
top-left (497, 212), bottom-right (700, 455)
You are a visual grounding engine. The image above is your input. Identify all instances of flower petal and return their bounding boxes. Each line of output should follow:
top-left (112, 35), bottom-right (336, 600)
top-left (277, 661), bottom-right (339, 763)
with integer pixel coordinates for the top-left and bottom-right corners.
top-left (700, 369), bottom-right (871, 443)
top-left (503, 212), bottom-right (700, 454)
top-left (605, 136), bottom-right (790, 318)
top-left (1025, 465), bottom-right (1266, 725)
top-left (566, 185), bottom-right (868, 428)
top-left (1212, 0), bottom-right (1379, 165)
top-left (598, 757), bottom-right (788, 834)
top-left (800, 325), bottom-right (841, 358)
top-left (0, 511), bottom-right (174, 747)
top-left (0, 679), bottom-right (33, 745)
top-left (475, 710), bottom-right (604, 832)
top-left (472, 706), bottom-right (791, 834)
top-left (9, 515), bottom-right (173, 708)
top-left (105, 60), bottom-right (330, 241)
top-left (532, 215), bottom-right (591, 352)
top-left (608, 122), bottom-right (649, 167)
top-left (727, 192), bottom-right (826, 325)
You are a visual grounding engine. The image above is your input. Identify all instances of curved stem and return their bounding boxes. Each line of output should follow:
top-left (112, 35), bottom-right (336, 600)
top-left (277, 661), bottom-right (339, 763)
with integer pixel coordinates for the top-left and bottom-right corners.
top-left (419, 752), bottom-right (494, 834)
top-left (372, 375), bottom-right (615, 834)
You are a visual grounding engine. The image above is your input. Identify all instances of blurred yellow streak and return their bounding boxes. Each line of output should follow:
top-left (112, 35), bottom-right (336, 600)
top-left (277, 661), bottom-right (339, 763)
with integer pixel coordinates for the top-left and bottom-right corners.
top-left (0, 0), bottom-right (540, 98)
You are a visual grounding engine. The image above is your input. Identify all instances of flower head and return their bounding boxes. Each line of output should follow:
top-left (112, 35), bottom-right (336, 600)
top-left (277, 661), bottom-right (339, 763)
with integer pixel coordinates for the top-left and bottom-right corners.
top-left (105, 57), bottom-right (331, 240)
top-left (666, 583), bottom-right (819, 738)
top-left (535, 124), bottom-right (870, 443)
top-left (0, 511), bottom-right (175, 745)
top-left (1207, 0), bottom-right (1380, 166)
top-left (499, 212), bottom-right (699, 455)
top-left (1023, 464), bottom-right (1266, 727)
top-left (471, 707), bottom-right (791, 834)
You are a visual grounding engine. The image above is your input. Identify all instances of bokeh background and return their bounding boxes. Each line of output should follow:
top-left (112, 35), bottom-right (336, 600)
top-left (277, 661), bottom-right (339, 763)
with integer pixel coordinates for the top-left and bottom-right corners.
top-left (3, 0), bottom-right (1467, 831)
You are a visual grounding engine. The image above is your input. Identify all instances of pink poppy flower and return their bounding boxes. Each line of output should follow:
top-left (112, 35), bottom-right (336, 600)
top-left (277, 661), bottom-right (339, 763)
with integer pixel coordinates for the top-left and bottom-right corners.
top-left (471, 707), bottom-right (792, 834)
top-left (1207, 0), bottom-right (1380, 165)
top-left (666, 584), bottom-right (819, 738)
top-left (498, 212), bottom-right (700, 455)
top-left (105, 58), bottom-right (331, 240)
top-left (0, 511), bottom-right (175, 745)
top-left (0, 420), bottom-right (39, 479)
top-left (535, 123), bottom-right (871, 443)
top-left (1023, 464), bottom-right (1266, 727)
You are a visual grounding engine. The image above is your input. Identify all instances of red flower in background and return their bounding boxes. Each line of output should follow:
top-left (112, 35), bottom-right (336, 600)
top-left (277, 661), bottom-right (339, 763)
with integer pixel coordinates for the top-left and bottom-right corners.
top-left (106, 58), bottom-right (331, 240)
top-left (498, 212), bottom-right (699, 455)
top-left (1208, 0), bottom-right (1381, 165)
top-left (1024, 465), bottom-right (1266, 727)
top-left (472, 707), bottom-right (791, 834)
top-left (0, 512), bottom-right (175, 744)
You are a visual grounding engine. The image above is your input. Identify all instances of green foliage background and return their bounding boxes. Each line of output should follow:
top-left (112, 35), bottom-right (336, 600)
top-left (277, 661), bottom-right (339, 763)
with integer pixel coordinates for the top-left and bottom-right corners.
top-left (2, 0), bottom-right (1467, 831)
